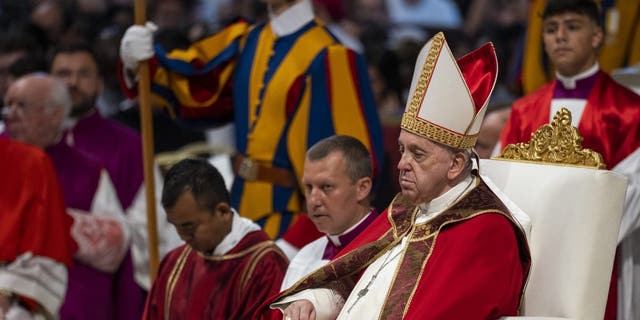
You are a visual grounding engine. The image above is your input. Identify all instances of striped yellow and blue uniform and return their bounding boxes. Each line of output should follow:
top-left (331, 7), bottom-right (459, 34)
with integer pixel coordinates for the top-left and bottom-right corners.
top-left (146, 19), bottom-right (384, 239)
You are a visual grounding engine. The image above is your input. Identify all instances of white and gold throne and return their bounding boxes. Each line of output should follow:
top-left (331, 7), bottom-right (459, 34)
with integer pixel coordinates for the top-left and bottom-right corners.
top-left (482, 108), bottom-right (628, 320)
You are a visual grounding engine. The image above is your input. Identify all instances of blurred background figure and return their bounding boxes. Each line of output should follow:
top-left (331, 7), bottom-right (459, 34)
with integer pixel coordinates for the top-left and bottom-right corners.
top-left (0, 137), bottom-right (75, 319)
top-left (3, 73), bottom-right (130, 320)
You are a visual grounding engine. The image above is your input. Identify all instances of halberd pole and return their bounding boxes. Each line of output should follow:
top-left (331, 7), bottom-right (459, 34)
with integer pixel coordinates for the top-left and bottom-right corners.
top-left (134, 0), bottom-right (160, 282)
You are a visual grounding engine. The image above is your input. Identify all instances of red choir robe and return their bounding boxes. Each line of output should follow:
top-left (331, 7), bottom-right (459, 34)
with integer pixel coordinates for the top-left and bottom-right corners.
top-left (143, 230), bottom-right (288, 320)
top-left (500, 70), bottom-right (640, 320)
top-left (501, 71), bottom-right (640, 169)
top-left (0, 138), bottom-right (76, 313)
top-left (263, 179), bottom-right (531, 319)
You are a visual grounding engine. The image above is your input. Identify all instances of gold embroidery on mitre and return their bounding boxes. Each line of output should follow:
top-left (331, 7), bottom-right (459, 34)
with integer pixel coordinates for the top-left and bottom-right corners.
top-left (400, 32), bottom-right (477, 149)
top-left (496, 108), bottom-right (606, 169)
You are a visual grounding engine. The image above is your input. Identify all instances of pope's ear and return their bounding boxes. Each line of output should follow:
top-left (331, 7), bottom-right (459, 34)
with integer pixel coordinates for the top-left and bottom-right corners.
top-left (448, 152), bottom-right (467, 180)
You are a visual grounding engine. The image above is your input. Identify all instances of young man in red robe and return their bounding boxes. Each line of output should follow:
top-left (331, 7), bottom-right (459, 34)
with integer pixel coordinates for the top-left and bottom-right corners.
top-left (143, 158), bottom-right (288, 319)
top-left (265, 32), bottom-right (531, 319)
top-left (500, 1), bottom-right (640, 319)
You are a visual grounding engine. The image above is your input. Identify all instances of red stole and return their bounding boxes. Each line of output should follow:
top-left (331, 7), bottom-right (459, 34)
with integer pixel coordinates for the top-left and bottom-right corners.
top-left (144, 231), bottom-right (287, 320)
top-left (267, 179), bottom-right (531, 319)
top-left (501, 71), bottom-right (640, 169)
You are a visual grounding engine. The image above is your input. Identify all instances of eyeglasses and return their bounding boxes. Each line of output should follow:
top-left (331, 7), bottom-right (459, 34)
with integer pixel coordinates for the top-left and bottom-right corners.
top-left (1, 101), bottom-right (42, 118)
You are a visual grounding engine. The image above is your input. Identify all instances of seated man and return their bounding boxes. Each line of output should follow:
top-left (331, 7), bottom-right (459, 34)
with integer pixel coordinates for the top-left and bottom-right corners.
top-left (281, 135), bottom-right (379, 290)
top-left (144, 158), bottom-right (289, 319)
top-left (269, 32), bottom-right (531, 319)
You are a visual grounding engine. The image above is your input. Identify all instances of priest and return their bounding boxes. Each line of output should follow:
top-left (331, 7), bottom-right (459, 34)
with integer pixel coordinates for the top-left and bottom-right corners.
top-left (144, 158), bottom-right (288, 319)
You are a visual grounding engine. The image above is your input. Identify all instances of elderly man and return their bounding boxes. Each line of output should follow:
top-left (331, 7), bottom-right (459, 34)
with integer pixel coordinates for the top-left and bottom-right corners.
top-left (267, 32), bottom-right (531, 320)
top-left (144, 158), bottom-right (288, 319)
top-left (3, 73), bottom-right (137, 319)
top-left (280, 135), bottom-right (379, 290)
top-left (50, 40), bottom-right (182, 319)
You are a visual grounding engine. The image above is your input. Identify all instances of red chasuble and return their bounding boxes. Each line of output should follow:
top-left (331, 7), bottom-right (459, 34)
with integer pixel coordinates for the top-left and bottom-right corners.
top-left (263, 179), bottom-right (531, 319)
top-left (143, 230), bottom-right (288, 320)
top-left (0, 138), bottom-right (75, 267)
top-left (0, 139), bottom-right (75, 312)
top-left (501, 71), bottom-right (640, 169)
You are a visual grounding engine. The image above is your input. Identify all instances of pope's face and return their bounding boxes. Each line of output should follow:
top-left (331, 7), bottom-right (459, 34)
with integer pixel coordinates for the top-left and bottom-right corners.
top-left (397, 130), bottom-right (456, 205)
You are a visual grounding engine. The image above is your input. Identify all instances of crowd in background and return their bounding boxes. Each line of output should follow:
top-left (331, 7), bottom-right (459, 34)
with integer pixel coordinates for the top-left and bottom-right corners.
top-left (0, 0), bottom-right (528, 140)
top-left (0, 0), bottom-right (537, 209)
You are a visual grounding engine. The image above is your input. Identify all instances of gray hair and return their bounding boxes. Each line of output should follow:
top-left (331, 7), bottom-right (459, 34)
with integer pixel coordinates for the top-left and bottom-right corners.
top-left (440, 143), bottom-right (475, 175)
top-left (43, 75), bottom-right (72, 120)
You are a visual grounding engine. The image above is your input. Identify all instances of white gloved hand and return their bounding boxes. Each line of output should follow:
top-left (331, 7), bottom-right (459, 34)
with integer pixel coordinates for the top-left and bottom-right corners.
top-left (120, 21), bottom-right (158, 71)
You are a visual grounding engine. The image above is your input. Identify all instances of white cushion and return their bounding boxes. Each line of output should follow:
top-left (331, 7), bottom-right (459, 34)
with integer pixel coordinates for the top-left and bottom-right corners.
top-left (480, 159), bottom-right (628, 320)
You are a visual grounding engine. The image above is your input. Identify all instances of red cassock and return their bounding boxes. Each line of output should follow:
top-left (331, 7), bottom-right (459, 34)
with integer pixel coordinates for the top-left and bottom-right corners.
top-left (262, 181), bottom-right (531, 319)
top-left (0, 138), bottom-right (75, 311)
top-left (501, 71), bottom-right (640, 169)
top-left (501, 71), bottom-right (640, 320)
top-left (0, 139), bottom-right (75, 266)
top-left (143, 230), bottom-right (288, 320)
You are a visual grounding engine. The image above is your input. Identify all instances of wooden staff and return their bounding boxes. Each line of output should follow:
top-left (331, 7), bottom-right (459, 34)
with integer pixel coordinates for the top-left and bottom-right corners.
top-left (134, 0), bottom-right (160, 282)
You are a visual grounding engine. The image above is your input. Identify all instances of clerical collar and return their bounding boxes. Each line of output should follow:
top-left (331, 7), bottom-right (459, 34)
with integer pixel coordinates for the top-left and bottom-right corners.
top-left (555, 63), bottom-right (599, 90)
top-left (418, 175), bottom-right (475, 221)
top-left (327, 209), bottom-right (377, 247)
top-left (269, 0), bottom-right (314, 37)
top-left (209, 209), bottom-right (260, 256)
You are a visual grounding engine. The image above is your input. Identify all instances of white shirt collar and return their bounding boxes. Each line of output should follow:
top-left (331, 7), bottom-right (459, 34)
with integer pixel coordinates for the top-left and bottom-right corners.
top-left (556, 63), bottom-right (599, 89)
top-left (269, 0), bottom-right (314, 37)
top-left (212, 208), bottom-right (261, 255)
top-left (327, 209), bottom-right (373, 247)
top-left (417, 175), bottom-right (475, 222)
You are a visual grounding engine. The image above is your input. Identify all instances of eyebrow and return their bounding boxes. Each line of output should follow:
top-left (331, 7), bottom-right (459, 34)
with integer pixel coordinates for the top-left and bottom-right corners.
top-left (544, 16), bottom-right (587, 24)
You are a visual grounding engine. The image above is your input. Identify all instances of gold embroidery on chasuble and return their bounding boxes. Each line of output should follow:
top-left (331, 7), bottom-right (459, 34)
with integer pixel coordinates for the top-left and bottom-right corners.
top-left (278, 194), bottom-right (418, 299)
top-left (165, 246), bottom-right (192, 320)
top-left (237, 243), bottom-right (287, 302)
top-left (380, 180), bottom-right (521, 319)
top-left (163, 240), bottom-right (277, 319)
top-left (275, 181), bottom-right (528, 319)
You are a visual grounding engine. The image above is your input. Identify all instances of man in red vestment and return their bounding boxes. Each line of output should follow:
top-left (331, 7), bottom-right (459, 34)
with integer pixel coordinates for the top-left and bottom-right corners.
top-left (266, 32), bottom-right (531, 320)
top-left (143, 158), bottom-right (288, 319)
top-left (500, 1), bottom-right (640, 319)
top-left (0, 138), bottom-right (75, 319)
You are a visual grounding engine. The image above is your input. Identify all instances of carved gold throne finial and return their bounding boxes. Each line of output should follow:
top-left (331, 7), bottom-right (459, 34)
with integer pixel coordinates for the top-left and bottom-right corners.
top-left (496, 108), bottom-right (606, 169)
